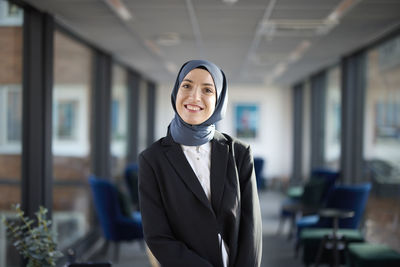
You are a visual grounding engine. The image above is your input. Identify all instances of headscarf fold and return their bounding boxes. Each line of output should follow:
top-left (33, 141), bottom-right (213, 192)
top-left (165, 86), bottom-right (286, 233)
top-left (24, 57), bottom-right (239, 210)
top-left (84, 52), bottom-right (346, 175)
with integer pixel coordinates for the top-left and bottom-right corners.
top-left (170, 60), bottom-right (228, 146)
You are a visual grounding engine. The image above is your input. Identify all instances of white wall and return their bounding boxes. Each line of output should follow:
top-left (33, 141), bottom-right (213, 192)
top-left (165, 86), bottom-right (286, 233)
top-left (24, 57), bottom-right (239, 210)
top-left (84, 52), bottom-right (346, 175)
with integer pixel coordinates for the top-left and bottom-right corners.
top-left (155, 83), bottom-right (293, 180)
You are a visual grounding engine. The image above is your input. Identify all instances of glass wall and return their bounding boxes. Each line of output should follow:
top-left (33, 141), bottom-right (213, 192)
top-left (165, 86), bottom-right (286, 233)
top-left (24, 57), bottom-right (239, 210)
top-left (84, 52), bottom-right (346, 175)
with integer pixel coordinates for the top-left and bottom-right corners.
top-left (324, 66), bottom-right (341, 169)
top-left (111, 64), bottom-right (129, 178)
top-left (52, 30), bottom-right (93, 250)
top-left (0, 1), bottom-right (23, 266)
top-left (364, 33), bottom-right (400, 251)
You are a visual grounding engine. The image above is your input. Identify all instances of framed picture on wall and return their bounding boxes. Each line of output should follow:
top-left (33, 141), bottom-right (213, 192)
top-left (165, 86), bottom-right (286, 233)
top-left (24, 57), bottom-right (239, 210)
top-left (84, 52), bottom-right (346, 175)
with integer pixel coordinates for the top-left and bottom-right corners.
top-left (235, 103), bottom-right (259, 139)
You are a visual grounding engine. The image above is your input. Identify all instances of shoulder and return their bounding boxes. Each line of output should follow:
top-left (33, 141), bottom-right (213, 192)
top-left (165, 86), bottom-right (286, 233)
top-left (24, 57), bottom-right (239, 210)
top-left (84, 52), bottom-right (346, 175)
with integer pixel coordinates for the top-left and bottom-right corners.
top-left (214, 131), bottom-right (251, 155)
top-left (139, 137), bottom-right (166, 161)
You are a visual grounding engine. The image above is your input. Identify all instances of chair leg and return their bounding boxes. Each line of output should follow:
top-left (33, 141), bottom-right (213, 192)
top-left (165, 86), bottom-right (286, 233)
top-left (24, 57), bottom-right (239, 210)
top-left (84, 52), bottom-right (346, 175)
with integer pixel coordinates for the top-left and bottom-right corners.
top-left (113, 242), bottom-right (120, 263)
top-left (314, 235), bottom-right (328, 267)
top-left (288, 214), bottom-right (296, 240)
top-left (276, 215), bottom-right (286, 235)
top-left (294, 240), bottom-right (301, 258)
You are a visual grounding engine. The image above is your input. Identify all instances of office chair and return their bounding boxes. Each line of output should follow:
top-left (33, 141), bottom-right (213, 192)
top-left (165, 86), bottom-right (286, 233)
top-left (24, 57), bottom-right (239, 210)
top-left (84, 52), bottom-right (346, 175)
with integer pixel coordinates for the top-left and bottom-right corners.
top-left (89, 175), bottom-right (144, 262)
top-left (277, 168), bottom-right (339, 237)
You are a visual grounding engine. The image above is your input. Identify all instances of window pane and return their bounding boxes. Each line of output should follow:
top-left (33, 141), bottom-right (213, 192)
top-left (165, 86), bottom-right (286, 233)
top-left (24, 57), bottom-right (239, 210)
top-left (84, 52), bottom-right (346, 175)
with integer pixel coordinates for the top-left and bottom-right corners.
top-left (111, 64), bottom-right (128, 178)
top-left (364, 33), bottom-right (400, 251)
top-left (52, 30), bottom-right (93, 250)
top-left (324, 66), bottom-right (341, 169)
top-left (0, 1), bottom-right (23, 265)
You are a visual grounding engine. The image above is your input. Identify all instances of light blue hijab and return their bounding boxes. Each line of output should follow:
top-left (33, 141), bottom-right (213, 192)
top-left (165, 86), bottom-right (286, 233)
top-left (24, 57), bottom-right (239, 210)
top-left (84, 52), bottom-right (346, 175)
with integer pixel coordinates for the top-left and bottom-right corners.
top-left (170, 60), bottom-right (228, 146)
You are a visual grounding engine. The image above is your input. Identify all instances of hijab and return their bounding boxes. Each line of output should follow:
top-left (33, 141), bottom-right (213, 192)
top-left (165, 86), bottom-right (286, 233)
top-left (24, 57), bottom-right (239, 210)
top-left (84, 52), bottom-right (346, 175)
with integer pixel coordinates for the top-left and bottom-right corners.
top-left (170, 59), bottom-right (228, 146)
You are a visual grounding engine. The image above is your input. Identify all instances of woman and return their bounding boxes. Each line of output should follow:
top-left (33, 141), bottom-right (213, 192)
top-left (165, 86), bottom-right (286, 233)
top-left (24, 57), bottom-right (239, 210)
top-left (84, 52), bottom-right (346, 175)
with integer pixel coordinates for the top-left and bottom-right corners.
top-left (138, 60), bottom-right (262, 267)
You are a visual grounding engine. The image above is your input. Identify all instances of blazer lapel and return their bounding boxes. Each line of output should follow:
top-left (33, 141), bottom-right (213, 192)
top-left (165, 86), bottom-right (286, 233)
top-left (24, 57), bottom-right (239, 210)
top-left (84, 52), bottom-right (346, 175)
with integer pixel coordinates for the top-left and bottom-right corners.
top-left (210, 132), bottom-right (229, 215)
top-left (163, 135), bottom-right (213, 212)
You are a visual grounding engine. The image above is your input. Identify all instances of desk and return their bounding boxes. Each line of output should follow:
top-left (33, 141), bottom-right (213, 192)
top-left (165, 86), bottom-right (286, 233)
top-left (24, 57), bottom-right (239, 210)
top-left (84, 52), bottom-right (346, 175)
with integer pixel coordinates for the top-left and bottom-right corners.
top-left (314, 208), bottom-right (354, 267)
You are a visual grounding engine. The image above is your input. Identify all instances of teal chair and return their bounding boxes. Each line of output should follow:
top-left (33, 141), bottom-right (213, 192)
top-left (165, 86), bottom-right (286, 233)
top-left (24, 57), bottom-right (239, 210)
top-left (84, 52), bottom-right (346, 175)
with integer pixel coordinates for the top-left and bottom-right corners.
top-left (346, 243), bottom-right (400, 267)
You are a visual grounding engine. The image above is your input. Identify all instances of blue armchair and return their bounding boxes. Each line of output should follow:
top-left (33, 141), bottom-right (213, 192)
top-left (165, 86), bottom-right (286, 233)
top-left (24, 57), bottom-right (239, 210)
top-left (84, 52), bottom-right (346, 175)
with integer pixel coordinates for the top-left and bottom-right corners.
top-left (89, 175), bottom-right (144, 262)
top-left (298, 183), bottom-right (372, 266)
top-left (277, 168), bottom-right (339, 237)
top-left (253, 157), bottom-right (266, 189)
top-left (297, 183), bottom-right (371, 233)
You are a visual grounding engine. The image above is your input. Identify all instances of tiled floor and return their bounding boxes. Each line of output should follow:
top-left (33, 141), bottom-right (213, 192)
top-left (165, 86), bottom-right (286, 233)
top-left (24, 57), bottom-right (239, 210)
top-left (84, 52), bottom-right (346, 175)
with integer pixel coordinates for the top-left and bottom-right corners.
top-left (92, 190), bottom-right (303, 267)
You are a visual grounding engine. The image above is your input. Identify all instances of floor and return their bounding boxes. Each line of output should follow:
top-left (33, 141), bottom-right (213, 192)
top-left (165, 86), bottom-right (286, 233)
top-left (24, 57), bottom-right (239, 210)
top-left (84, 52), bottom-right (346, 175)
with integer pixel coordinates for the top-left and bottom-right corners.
top-left (91, 190), bottom-right (304, 267)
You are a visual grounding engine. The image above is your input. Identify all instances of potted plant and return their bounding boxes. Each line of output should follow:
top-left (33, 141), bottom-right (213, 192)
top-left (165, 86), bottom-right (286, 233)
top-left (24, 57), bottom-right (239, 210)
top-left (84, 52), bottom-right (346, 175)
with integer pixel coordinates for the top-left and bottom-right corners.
top-left (1, 204), bottom-right (63, 267)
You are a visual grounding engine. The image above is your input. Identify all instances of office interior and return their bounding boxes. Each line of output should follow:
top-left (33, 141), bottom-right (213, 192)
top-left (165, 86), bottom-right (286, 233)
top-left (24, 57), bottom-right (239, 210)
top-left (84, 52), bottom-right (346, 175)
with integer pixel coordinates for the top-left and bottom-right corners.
top-left (0, 0), bottom-right (400, 266)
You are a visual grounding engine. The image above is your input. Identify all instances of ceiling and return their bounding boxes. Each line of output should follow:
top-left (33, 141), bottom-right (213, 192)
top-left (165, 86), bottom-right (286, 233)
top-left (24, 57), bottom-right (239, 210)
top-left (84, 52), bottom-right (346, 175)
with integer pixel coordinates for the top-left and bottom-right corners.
top-left (23, 0), bottom-right (400, 87)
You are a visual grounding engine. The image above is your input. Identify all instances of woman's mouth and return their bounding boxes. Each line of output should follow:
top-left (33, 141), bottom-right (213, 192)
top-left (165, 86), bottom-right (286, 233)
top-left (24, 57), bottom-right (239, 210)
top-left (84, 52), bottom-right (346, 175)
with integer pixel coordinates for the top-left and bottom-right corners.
top-left (185, 104), bottom-right (203, 111)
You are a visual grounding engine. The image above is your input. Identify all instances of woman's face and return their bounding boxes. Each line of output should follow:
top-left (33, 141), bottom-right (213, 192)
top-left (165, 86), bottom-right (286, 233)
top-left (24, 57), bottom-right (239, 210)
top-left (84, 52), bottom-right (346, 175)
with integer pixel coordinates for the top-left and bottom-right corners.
top-left (176, 68), bottom-right (217, 125)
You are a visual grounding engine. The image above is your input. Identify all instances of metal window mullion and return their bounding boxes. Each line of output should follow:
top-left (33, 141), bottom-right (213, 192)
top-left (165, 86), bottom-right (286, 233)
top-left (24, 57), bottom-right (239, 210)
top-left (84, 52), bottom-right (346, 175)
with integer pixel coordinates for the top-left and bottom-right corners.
top-left (146, 81), bottom-right (156, 147)
top-left (310, 71), bottom-right (327, 170)
top-left (127, 70), bottom-right (140, 163)
top-left (91, 51), bottom-right (112, 179)
top-left (291, 83), bottom-right (304, 184)
top-left (340, 52), bottom-right (366, 184)
top-left (21, 8), bottom-right (54, 218)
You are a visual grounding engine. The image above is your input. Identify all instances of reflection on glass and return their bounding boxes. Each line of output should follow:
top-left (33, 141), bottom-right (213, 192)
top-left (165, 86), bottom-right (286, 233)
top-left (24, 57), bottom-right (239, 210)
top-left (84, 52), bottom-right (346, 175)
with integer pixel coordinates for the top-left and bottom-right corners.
top-left (0, 1), bottom-right (23, 266)
top-left (111, 64), bottom-right (128, 178)
top-left (52, 30), bottom-right (93, 250)
top-left (56, 100), bottom-right (78, 140)
top-left (324, 66), bottom-right (341, 169)
top-left (364, 33), bottom-right (400, 252)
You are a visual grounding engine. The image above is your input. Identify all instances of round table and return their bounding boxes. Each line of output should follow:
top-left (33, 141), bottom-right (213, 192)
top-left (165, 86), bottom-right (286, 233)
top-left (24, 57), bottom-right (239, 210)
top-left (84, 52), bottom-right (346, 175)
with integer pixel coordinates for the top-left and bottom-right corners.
top-left (314, 208), bottom-right (354, 267)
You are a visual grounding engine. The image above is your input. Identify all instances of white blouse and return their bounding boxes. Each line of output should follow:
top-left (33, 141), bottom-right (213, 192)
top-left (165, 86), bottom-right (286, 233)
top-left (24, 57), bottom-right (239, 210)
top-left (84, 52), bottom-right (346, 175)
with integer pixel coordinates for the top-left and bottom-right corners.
top-left (181, 142), bottom-right (229, 267)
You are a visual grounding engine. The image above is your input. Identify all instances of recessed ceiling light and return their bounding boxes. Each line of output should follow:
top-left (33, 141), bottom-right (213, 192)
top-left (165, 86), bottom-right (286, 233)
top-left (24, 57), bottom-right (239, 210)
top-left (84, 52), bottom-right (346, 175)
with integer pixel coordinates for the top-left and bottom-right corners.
top-left (156, 32), bottom-right (181, 46)
top-left (104, 0), bottom-right (132, 21)
top-left (222, 0), bottom-right (238, 5)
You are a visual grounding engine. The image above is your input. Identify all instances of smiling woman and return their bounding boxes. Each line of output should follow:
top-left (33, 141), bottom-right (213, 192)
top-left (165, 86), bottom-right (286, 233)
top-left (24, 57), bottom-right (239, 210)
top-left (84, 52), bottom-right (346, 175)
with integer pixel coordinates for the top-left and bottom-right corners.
top-left (138, 60), bottom-right (262, 267)
top-left (175, 68), bottom-right (217, 125)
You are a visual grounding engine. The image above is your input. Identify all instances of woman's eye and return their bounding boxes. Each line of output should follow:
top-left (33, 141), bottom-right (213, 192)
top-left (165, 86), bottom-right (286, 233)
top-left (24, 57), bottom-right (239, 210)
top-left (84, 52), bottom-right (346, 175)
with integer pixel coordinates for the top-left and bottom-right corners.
top-left (181, 84), bottom-right (190, 89)
top-left (205, 88), bottom-right (214, 94)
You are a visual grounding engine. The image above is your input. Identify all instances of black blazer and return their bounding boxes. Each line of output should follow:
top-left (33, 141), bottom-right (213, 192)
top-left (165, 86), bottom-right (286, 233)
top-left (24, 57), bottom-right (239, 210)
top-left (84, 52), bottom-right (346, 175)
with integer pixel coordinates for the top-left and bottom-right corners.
top-left (138, 131), bottom-right (262, 267)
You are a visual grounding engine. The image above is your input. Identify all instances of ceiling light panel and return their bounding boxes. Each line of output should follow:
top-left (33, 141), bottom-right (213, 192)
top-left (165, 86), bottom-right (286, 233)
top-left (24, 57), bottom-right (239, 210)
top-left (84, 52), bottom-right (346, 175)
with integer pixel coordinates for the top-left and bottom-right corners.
top-left (104, 0), bottom-right (133, 21)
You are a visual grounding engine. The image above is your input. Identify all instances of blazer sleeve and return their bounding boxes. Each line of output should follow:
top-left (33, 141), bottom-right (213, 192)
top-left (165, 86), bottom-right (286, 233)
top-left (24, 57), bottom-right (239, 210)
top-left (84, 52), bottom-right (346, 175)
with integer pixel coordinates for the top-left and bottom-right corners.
top-left (138, 153), bottom-right (213, 267)
top-left (233, 145), bottom-right (262, 267)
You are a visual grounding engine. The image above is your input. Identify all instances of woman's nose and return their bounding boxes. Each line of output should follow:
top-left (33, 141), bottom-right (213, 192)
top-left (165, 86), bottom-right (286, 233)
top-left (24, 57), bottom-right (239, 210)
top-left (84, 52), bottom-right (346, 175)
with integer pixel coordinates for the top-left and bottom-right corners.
top-left (189, 87), bottom-right (201, 101)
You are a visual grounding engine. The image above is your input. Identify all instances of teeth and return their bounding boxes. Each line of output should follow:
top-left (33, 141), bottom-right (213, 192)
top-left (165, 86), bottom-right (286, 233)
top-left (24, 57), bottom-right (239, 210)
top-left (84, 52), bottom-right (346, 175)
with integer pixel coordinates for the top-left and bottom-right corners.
top-left (186, 105), bottom-right (201, 111)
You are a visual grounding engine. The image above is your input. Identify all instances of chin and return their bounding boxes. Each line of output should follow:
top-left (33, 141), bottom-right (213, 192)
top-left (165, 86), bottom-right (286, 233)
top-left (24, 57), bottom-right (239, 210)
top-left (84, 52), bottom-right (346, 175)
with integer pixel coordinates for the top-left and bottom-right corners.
top-left (183, 117), bottom-right (204, 125)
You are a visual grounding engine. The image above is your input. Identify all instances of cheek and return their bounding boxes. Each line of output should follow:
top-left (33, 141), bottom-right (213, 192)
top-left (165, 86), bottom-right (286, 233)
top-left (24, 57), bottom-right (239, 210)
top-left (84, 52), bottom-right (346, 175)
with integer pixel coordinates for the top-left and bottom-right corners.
top-left (176, 92), bottom-right (184, 106)
top-left (207, 98), bottom-right (216, 113)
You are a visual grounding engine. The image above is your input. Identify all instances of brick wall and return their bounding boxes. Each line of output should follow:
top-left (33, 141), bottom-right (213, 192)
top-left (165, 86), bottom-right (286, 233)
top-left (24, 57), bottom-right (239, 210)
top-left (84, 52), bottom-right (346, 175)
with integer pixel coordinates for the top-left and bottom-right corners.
top-left (0, 27), bottom-right (23, 84)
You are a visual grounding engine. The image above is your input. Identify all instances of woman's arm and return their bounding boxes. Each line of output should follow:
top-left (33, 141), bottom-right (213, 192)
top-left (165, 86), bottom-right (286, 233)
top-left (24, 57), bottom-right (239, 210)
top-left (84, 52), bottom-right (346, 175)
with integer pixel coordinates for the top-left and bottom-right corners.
top-left (233, 146), bottom-right (262, 267)
top-left (138, 153), bottom-right (213, 267)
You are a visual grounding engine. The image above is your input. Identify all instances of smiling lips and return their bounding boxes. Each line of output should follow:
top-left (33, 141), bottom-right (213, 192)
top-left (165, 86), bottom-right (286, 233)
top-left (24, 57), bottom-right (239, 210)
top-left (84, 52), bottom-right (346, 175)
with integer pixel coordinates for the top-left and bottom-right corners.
top-left (185, 104), bottom-right (203, 111)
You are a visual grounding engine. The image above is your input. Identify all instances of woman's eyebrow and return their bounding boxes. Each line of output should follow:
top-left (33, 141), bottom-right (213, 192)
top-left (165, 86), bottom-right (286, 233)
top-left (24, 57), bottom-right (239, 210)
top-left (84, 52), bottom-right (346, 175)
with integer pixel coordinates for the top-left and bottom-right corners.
top-left (182, 78), bottom-right (193, 83)
top-left (202, 83), bottom-right (215, 87)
